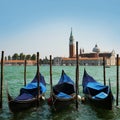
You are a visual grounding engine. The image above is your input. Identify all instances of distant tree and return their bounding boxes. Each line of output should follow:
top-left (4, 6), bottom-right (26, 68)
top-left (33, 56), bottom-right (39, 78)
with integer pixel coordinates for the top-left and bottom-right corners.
top-left (12, 53), bottom-right (19, 60)
top-left (8, 55), bottom-right (11, 60)
top-left (40, 58), bottom-right (43, 64)
top-left (26, 54), bottom-right (31, 60)
top-left (5, 56), bottom-right (7, 60)
top-left (19, 53), bottom-right (25, 60)
top-left (43, 56), bottom-right (49, 64)
top-left (31, 54), bottom-right (36, 60)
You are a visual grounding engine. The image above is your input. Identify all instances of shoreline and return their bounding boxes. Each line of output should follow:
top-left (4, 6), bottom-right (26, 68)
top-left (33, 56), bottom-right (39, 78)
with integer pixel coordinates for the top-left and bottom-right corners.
top-left (0, 60), bottom-right (37, 65)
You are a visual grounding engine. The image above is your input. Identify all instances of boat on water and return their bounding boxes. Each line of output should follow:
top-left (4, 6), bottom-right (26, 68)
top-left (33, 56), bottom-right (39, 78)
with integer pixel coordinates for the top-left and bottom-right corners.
top-left (82, 69), bottom-right (114, 110)
top-left (47, 70), bottom-right (76, 110)
top-left (7, 70), bottom-right (46, 113)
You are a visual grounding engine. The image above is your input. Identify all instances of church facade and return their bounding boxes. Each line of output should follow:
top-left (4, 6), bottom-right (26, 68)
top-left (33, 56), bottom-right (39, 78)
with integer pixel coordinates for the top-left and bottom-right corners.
top-left (53, 29), bottom-right (116, 66)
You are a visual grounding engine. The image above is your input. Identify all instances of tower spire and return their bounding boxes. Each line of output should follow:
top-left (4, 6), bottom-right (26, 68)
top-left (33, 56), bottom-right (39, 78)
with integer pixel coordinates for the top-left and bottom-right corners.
top-left (69, 27), bottom-right (74, 44)
top-left (70, 27), bottom-right (73, 36)
top-left (69, 28), bottom-right (75, 58)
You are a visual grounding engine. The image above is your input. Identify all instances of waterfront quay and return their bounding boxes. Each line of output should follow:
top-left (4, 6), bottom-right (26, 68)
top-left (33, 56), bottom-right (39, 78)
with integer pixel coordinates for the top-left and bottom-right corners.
top-left (0, 60), bottom-right (36, 66)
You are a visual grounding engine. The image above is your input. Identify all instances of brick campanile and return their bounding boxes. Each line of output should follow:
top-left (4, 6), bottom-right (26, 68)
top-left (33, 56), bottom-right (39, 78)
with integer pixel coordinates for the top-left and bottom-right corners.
top-left (69, 28), bottom-right (75, 58)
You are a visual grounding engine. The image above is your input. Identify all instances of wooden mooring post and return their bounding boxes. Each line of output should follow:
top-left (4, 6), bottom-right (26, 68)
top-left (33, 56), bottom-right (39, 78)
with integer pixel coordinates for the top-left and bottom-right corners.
top-left (116, 54), bottom-right (119, 106)
top-left (103, 56), bottom-right (106, 85)
top-left (24, 59), bottom-right (27, 86)
top-left (76, 41), bottom-right (79, 110)
top-left (37, 52), bottom-right (40, 106)
top-left (50, 55), bottom-right (53, 96)
top-left (0, 51), bottom-right (4, 108)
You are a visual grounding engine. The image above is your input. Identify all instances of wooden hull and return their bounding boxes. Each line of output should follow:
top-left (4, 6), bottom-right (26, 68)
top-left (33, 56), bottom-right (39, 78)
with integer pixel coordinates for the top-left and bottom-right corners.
top-left (8, 99), bottom-right (37, 112)
top-left (7, 92), bottom-right (45, 112)
top-left (48, 93), bottom-right (76, 110)
top-left (85, 90), bottom-right (113, 110)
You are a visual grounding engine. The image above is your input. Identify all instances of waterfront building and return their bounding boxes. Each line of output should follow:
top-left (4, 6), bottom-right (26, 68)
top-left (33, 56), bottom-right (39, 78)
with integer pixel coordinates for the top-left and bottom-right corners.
top-left (53, 29), bottom-right (116, 66)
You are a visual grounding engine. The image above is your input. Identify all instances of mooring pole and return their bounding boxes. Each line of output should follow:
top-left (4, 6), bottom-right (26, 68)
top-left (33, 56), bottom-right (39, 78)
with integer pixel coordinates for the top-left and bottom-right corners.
top-left (24, 59), bottom-right (27, 86)
top-left (37, 52), bottom-right (40, 106)
top-left (103, 56), bottom-right (106, 85)
top-left (0, 51), bottom-right (4, 108)
top-left (76, 41), bottom-right (79, 110)
top-left (50, 55), bottom-right (53, 96)
top-left (116, 54), bottom-right (119, 106)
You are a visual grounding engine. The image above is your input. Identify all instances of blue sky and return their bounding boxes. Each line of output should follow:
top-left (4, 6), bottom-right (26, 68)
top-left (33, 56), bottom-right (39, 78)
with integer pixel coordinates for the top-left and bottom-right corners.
top-left (0, 0), bottom-right (120, 58)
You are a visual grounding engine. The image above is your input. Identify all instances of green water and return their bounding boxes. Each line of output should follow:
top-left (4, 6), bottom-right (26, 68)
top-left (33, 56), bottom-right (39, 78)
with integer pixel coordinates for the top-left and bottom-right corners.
top-left (0, 65), bottom-right (120, 120)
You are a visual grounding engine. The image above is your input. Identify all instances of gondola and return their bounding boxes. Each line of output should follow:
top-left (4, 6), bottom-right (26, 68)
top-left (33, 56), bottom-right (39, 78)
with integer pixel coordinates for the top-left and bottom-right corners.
top-left (82, 69), bottom-right (114, 110)
top-left (7, 71), bottom-right (46, 113)
top-left (47, 70), bottom-right (76, 110)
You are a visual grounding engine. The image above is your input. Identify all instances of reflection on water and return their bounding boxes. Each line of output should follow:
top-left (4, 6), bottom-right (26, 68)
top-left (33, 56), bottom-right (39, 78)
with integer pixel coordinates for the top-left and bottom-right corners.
top-left (0, 65), bottom-right (120, 120)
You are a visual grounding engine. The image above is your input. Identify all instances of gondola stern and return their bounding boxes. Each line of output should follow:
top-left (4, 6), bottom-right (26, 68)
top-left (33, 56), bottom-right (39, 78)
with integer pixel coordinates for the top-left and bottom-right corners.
top-left (62, 69), bottom-right (65, 75)
top-left (6, 83), bottom-right (13, 102)
top-left (83, 68), bottom-right (88, 76)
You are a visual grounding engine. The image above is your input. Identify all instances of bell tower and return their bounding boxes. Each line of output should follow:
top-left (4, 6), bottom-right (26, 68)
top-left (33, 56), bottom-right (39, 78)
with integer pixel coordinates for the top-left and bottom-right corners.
top-left (69, 28), bottom-right (75, 58)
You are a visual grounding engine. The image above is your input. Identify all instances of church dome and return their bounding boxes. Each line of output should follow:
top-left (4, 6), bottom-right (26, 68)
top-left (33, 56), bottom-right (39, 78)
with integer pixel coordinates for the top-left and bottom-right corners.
top-left (92, 44), bottom-right (100, 53)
